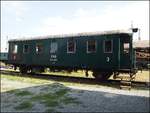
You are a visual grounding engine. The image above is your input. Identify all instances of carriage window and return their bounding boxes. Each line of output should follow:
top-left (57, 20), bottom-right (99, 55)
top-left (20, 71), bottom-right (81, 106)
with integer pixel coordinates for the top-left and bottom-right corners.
top-left (50, 42), bottom-right (58, 53)
top-left (67, 40), bottom-right (76, 53)
top-left (87, 40), bottom-right (96, 53)
top-left (23, 45), bottom-right (29, 53)
top-left (36, 44), bottom-right (43, 54)
top-left (104, 40), bottom-right (113, 53)
top-left (123, 43), bottom-right (129, 53)
top-left (11, 44), bottom-right (18, 53)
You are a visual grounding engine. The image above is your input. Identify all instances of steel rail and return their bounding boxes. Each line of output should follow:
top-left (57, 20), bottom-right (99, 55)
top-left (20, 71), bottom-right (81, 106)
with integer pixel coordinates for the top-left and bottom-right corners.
top-left (0, 69), bottom-right (149, 89)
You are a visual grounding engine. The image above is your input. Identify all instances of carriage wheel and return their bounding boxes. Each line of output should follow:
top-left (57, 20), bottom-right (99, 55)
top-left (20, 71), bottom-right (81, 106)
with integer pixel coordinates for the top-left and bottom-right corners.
top-left (19, 66), bottom-right (28, 74)
top-left (93, 71), bottom-right (112, 81)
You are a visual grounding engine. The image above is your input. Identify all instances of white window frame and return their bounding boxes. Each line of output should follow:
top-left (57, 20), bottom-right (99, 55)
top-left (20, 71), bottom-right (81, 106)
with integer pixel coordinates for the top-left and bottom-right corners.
top-left (67, 40), bottom-right (76, 53)
top-left (23, 44), bottom-right (30, 54)
top-left (103, 40), bottom-right (113, 53)
top-left (86, 40), bottom-right (97, 53)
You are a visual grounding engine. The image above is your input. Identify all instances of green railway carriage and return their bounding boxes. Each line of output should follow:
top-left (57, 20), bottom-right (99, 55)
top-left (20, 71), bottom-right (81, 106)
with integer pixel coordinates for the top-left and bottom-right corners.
top-left (7, 30), bottom-right (137, 80)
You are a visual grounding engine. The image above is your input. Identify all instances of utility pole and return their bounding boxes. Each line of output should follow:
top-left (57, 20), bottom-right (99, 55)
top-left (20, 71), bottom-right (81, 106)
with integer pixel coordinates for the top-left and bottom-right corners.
top-left (138, 29), bottom-right (141, 41)
top-left (5, 36), bottom-right (8, 52)
top-left (131, 20), bottom-right (133, 29)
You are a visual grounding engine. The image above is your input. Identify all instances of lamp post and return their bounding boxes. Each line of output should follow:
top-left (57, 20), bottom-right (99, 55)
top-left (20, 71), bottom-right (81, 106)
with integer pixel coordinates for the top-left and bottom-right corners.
top-left (5, 36), bottom-right (9, 52)
top-left (138, 28), bottom-right (141, 41)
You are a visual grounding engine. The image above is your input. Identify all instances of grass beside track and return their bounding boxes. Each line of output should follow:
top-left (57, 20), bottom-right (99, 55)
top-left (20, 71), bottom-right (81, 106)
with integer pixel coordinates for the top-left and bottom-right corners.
top-left (0, 73), bottom-right (106, 93)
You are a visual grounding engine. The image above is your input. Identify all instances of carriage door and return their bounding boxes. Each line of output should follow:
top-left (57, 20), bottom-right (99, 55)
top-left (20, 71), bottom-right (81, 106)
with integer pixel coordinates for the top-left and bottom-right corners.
top-left (103, 39), bottom-right (114, 68)
top-left (10, 43), bottom-right (19, 61)
top-left (120, 40), bottom-right (130, 68)
top-left (23, 44), bottom-right (31, 64)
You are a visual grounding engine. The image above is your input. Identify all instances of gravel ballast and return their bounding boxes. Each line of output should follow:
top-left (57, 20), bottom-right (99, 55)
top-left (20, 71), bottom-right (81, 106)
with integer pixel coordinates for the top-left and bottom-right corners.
top-left (57, 88), bottom-right (149, 112)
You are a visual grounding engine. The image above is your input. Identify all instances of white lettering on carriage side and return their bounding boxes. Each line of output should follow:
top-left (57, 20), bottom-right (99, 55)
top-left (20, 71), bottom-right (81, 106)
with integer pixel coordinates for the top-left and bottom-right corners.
top-left (106, 57), bottom-right (110, 62)
top-left (50, 55), bottom-right (57, 62)
top-left (50, 59), bottom-right (57, 61)
top-left (51, 55), bottom-right (57, 58)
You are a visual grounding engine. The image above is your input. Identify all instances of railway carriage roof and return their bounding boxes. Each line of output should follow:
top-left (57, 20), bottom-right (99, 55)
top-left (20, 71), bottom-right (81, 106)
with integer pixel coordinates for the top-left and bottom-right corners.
top-left (9, 29), bottom-right (132, 42)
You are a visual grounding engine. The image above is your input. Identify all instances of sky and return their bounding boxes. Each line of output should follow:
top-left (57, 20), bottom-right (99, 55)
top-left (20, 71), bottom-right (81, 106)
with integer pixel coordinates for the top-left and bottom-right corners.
top-left (1, 1), bottom-right (149, 52)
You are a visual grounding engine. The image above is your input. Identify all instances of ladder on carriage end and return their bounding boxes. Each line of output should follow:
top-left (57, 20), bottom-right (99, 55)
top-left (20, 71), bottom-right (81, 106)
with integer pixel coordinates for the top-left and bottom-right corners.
top-left (120, 76), bottom-right (132, 90)
top-left (114, 74), bottom-right (136, 90)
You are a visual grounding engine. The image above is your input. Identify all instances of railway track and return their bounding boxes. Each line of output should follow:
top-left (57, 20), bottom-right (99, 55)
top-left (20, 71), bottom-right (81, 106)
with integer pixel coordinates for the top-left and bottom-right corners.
top-left (0, 69), bottom-right (149, 89)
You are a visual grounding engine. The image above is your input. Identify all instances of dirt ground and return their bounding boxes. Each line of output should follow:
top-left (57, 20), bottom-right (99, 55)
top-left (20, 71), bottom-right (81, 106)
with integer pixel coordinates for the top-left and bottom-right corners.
top-left (134, 70), bottom-right (149, 82)
top-left (108, 70), bottom-right (150, 82)
top-left (1, 73), bottom-right (149, 112)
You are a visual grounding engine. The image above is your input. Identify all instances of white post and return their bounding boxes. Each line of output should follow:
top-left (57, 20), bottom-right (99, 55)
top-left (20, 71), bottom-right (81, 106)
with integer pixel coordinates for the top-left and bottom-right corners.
top-left (138, 28), bottom-right (141, 41)
top-left (5, 36), bottom-right (8, 52)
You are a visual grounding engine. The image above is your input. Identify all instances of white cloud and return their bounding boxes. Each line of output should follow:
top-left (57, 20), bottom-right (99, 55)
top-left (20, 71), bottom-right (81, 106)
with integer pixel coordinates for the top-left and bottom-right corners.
top-left (2, 1), bottom-right (28, 22)
top-left (34, 2), bottom-right (149, 41)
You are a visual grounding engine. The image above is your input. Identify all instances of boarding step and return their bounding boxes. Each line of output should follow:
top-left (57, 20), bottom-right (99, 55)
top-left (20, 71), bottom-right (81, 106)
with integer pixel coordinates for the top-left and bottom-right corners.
top-left (120, 78), bottom-right (132, 90)
top-left (113, 73), bottom-right (137, 90)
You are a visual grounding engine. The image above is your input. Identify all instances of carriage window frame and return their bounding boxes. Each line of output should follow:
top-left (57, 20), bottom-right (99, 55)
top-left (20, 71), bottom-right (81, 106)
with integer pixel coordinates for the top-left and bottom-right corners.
top-left (87, 40), bottom-right (97, 53)
top-left (36, 43), bottom-right (43, 54)
top-left (50, 42), bottom-right (58, 53)
top-left (67, 40), bottom-right (76, 53)
top-left (104, 40), bottom-right (113, 53)
top-left (11, 44), bottom-right (18, 54)
top-left (123, 42), bottom-right (129, 54)
top-left (23, 44), bottom-right (30, 54)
